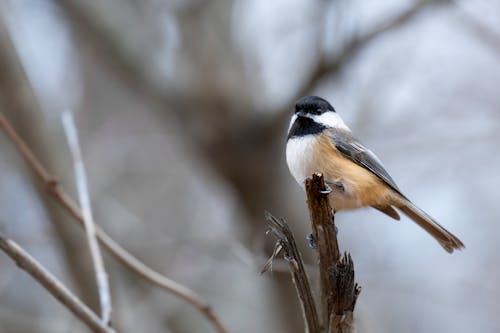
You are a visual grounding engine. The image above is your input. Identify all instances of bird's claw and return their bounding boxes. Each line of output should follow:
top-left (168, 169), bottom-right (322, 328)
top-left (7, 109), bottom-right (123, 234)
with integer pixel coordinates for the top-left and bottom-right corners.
top-left (325, 179), bottom-right (345, 192)
top-left (306, 233), bottom-right (317, 250)
top-left (319, 183), bottom-right (332, 194)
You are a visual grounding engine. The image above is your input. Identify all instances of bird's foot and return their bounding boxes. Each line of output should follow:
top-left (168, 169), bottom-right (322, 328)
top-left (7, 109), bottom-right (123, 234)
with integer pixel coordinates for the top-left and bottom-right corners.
top-left (306, 233), bottom-right (317, 250)
top-left (325, 179), bottom-right (345, 192)
top-left (319, 183), bottom-right (332, 194)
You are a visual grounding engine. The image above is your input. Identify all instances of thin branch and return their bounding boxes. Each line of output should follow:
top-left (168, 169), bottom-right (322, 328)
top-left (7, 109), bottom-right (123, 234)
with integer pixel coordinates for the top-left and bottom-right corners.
top-left (262, 212), bottom-right (321, 333)
top-left (453, 0), bottom-right (500, 55)
top-left (294, 0), bottom-right (444, 101)
top-left (0, 233), bottom-right (116, 333)
top-left (0, 15), bottom-right (105, 309)
top-left (305, 173), bottom-right (360, 332)
top-left (0, 112), bottom-right (229, 333)
top-left (61, 110), bottom-right (112, 324)
top-left (231, 241), bottom-right (318, 275)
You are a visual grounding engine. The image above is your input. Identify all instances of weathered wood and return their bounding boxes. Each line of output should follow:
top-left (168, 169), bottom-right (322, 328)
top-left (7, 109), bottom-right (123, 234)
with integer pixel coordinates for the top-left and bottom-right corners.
top-left (263, 213), bottom-right (321, 333)
top-left (305, 173), bottom-right (360, 333)
top-left (264, 173), bottom-right (360, 333)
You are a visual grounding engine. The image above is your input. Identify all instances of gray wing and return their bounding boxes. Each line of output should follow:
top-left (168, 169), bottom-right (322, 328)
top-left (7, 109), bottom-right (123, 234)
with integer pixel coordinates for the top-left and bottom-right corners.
top-left (329, 129), bottom-right (405, 197)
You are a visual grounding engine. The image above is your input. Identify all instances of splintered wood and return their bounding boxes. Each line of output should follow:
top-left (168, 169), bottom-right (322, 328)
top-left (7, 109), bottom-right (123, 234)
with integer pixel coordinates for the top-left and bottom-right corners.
top-left (264, 173), bottom-right (360, 333)
top-left (305, 173), bottom-right (360, 333)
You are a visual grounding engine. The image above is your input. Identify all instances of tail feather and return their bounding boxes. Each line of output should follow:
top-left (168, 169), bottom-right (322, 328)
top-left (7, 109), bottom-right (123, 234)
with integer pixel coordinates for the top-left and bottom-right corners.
top-left (372, 205), bottom-right (400, 221)
top-left (394, 198), bottom-right (464, 253)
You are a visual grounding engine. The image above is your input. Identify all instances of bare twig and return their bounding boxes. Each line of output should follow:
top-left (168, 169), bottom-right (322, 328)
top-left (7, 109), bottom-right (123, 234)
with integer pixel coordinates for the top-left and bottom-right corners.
top-left (0, 233), bottom-right (116, 333)
top-left (262, 212), bottom-right (321, 333)
top-left (61, 110), bottom-right (112, 324)
top-left (305, 173), bottom-right (360, 333)
top-left (453, 1), bottom-right (500, 55)
top-left (0, 16), bottom-right (105, 309)
top-left (294, 0), bottom-right (445, 100)
top-left (0, 112), bottom-right (228, 333)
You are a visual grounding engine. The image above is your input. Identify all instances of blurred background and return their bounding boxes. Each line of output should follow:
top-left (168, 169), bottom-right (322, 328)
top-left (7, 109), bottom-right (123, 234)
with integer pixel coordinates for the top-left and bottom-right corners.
top-left (0, 0), bottom-right (499, 332)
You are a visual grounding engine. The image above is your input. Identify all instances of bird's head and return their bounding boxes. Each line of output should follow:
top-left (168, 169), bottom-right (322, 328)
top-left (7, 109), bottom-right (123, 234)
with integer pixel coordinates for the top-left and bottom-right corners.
top-left (294, 96), bottom-right (335, 118)
top-left (288, 96), bottom-right (348, 138)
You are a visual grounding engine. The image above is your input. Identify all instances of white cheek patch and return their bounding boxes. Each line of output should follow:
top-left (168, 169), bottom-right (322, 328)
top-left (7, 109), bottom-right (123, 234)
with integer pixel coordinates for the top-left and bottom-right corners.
top-left (311, 112), bottom-right (350, 131)
top-left (288, 114), bottom-right (298, 132)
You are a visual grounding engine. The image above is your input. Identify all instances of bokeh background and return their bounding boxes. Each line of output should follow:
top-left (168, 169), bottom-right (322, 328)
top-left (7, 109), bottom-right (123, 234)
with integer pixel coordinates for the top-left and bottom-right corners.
top-left (0, 0), bottom-right (499, 332)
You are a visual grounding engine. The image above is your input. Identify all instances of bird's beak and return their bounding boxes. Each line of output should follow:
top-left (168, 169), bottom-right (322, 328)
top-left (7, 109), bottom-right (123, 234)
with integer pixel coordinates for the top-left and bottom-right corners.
top-left (295, 110), bottom-right (308, 118)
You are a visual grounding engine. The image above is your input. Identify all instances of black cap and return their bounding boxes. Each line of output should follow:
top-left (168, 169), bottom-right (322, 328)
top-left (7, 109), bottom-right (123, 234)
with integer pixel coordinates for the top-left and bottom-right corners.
top-left (294, 96), bottom-right (335, 115)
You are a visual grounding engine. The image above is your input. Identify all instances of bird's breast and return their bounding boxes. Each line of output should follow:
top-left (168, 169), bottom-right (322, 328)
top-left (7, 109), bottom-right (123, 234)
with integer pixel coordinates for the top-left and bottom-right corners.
top-left (286, 132), bottom-right (390, 211)
top-left (286, 135), bottom-right (317, 186)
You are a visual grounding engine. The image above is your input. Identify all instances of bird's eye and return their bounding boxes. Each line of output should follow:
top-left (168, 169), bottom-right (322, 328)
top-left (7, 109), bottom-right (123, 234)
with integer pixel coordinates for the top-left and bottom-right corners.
top-left (315, 108), bottom-right (322, 114)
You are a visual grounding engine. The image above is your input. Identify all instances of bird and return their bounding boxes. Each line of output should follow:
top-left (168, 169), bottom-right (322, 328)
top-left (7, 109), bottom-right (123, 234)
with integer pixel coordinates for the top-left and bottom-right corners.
top-left (286, 95), bottom-right (464, 253)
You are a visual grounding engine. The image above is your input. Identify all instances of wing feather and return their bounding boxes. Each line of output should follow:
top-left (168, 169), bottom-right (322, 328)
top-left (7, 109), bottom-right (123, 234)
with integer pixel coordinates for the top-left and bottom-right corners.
top-left (329, 129), bottom-right (405, 198)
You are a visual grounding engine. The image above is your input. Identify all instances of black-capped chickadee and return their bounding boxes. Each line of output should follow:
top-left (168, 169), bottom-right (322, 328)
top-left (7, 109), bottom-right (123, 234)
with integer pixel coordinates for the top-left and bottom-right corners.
top-left (286, 96), bottom-right (464, 253)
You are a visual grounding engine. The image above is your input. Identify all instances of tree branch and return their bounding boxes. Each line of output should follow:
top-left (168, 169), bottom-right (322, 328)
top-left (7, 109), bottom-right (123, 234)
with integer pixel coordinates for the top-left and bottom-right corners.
top-left (294, 0), bottom-right (445, 101)
top-left (305, 173), bottom-right (360, 333)
top-left (262, 212), bottom-right (321, 333)
top-left (0, 16), bottom-right (103, 310)
top-left (305, 173), bottom-right (340, 326)
top-left (262, 173), bottom-right (361, 333)
top-left (0, 233), bottom-right (115, 333)
top-left (62, 110), bottom-right (112, 324)
top-left (0, 112), bottom-right (229, 333)
top-left (453, 1), bottom-right (500, 55)
top-left (327, 255), bottom-right (359, 333)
